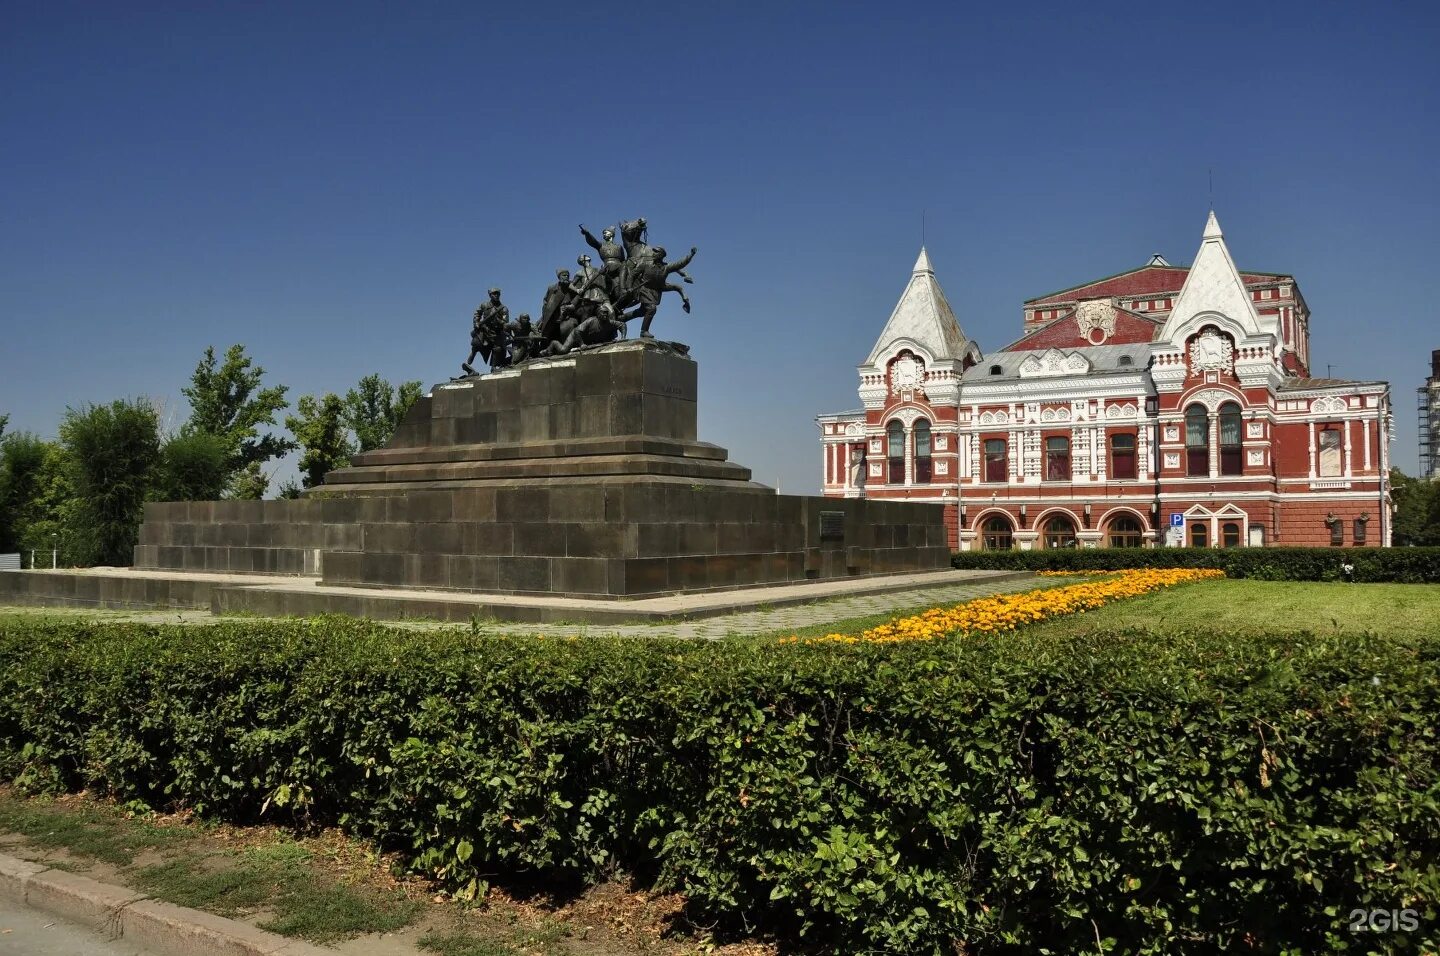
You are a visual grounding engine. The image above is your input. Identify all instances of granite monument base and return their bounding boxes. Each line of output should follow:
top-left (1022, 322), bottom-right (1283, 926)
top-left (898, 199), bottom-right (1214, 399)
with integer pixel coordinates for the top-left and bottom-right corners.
top-left (127, 340), bottom-right (950, 602)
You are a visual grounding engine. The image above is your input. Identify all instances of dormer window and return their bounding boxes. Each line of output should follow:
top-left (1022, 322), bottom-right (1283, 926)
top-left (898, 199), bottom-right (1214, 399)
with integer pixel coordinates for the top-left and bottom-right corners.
top-left (1118, 355), bottom-right (1134, 367)
top-left (989, 364), bottom-right (1003, 376)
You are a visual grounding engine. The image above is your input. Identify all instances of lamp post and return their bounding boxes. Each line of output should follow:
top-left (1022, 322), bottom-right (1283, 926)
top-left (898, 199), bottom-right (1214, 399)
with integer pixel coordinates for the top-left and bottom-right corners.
top-left (50, 533), bottom-right (58, 570)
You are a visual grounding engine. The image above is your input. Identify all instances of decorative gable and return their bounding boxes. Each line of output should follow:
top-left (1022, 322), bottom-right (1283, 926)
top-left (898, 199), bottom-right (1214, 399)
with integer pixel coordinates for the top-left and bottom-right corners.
top-left (1018, 348), bottom-right (1091, 378)
top-left (1159, 212), bottom-right (1277, 345)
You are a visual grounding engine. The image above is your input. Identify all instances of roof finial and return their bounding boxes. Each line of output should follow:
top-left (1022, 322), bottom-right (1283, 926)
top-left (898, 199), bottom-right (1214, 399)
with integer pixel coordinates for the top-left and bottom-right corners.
top-left (1208, 166), bottom-right (1214, 212)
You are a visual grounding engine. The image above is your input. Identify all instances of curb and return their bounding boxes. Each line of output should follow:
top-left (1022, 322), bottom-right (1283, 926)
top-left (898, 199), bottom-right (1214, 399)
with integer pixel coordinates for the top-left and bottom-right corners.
top-left (0, 851), bottom-right (333, 955)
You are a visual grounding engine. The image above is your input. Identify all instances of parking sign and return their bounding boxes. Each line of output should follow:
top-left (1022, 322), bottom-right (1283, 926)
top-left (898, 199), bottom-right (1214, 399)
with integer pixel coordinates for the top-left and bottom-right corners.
top-left (1170, 513), bottom-right (1184, 528)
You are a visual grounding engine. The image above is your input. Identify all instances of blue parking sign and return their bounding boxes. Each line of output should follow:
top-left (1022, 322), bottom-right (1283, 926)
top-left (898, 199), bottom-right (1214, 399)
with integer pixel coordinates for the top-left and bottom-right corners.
top-left (1170, 513), bottom-right (1184, 528)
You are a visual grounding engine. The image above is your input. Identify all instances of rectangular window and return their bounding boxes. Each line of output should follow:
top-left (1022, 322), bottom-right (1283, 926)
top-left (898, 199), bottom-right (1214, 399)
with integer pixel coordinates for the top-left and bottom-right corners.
top-left (1111, 433), bottom-right (1137, 480)
top-left (1045, 436), bottom-right (1070, 481)
top-left (984, 439), bottom-right (1007, 483)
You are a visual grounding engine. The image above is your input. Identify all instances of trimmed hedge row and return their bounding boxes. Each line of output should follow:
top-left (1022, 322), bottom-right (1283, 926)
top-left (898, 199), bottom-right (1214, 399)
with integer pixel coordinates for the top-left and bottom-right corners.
top-left (952, 545), bottom-right (1440, 582)
top-left (1, 618), bottom-right (1437, 953)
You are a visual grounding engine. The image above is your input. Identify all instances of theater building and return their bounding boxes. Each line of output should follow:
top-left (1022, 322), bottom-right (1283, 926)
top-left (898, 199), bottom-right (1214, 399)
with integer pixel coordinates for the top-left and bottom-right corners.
top-left (817, 213), bottom-right (1393, 549)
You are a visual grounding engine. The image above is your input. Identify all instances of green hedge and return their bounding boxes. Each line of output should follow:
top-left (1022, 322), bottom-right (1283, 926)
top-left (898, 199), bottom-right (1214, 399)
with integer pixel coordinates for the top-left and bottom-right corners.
top-left (952, 545), bottom-right (1440, 582)
top-left (1, 618), bottom-right (1437, 953)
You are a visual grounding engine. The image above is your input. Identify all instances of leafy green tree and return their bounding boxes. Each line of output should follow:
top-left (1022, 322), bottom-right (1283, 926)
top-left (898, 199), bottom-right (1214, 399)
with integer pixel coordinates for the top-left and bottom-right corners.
top-left (1391, 468), bottom-right (1440, 546)
top-left (1, 432), bottom-right (55, 552)
top-left (182, 344), bottom-right (294, 497)
top-left (152, 431), bottom-right (231, 502)
top-left (343, 374), bottom-right (424, 452)
top-left (60, 400), bottom-right (162, 566)
top-left (0, 413), bottom-right (8, 439)
top-left (285, 393), bottom-right (354, 489)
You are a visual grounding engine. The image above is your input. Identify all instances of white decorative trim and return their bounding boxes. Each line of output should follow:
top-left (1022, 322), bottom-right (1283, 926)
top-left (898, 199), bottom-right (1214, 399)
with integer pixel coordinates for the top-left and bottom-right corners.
top-left (978, 409), bottom-right (1010, 426)
top-left (1247, 449), bottom-right (1265, 466)
top-left (1018, 348), bottom-right (1091, 378)
top-left (1164, 452), bottom-right (1180, 469)
top-left (1311, 395), bottom-right (1346, 414)
top-left (845, 422), bottom-right (863, 437)
top-left (1104, 403), bottom-right (1138, 420)
top-left (1190, 388), bottom-right (1240, 412)
top-left (1040, 406), bottom-right (1072, 423)
top-left (1246, 421), bottom-right (1264, 438)
top-left (934, 435), bottom-right (948, 451)
top-left (888, 407), bottom-right (925, 428)
top-left (934, 460), bottom-right (949, 476)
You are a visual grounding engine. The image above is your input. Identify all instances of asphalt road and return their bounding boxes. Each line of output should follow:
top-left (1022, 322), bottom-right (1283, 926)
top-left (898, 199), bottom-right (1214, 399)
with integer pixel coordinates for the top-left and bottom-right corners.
top-left (0, 897), bottom-right (155, 955)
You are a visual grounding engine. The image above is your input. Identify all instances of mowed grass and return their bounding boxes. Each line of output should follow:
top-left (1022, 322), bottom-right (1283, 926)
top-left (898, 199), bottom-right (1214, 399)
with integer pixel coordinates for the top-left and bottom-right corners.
top-left (1024, 579), bottom-right (1440, 638)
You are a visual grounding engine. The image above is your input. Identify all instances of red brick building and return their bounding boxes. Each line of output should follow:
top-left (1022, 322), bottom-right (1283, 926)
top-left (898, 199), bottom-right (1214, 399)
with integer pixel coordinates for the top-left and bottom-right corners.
top-left (818, 213), bottom-right (1392, 549)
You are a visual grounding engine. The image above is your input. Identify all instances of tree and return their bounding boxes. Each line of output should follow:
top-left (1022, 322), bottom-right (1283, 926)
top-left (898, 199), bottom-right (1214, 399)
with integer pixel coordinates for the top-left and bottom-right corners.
top-left (182, 344), bottom-right (294, 497)
top-left (59, 400), bottom-right (161, 566)
top-left (0, 413), bottom-right (8, 439)
top-left (152, 431), bottom-right (231, 502)
top-left (343, 374), bottom-right (424, 452)
top-left (1391, 468), bottom-right (1440, 546)
top-left (0, 431), bottom-right (67, 555)
top-left (285, 393), bottom-right (354, 489)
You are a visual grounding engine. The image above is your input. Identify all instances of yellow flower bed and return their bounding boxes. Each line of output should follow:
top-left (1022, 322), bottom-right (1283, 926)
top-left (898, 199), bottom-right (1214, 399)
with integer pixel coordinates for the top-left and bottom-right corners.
top-left (783, 568), bottom-right (1224, 645)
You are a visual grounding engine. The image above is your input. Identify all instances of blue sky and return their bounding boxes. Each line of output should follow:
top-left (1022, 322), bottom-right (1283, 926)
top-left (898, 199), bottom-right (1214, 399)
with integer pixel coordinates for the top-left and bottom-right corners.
top-left (3, 0), bottom-right (1437, 493)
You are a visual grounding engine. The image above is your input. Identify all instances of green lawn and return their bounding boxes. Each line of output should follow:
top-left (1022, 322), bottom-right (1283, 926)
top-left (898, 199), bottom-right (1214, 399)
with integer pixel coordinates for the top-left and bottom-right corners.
top-left (1024, 579), bottom-right (1440, 638)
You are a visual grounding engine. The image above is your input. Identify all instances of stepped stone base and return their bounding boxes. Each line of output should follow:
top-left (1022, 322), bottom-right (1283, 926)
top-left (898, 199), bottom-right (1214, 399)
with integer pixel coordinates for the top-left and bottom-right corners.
top-left (130, 340), bottom-right (950, 601)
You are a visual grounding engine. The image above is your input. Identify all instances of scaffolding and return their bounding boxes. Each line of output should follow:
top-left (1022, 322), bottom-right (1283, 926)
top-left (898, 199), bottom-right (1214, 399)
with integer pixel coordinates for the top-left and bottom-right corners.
top-left (1423, 349), bottom-right (1440, 478)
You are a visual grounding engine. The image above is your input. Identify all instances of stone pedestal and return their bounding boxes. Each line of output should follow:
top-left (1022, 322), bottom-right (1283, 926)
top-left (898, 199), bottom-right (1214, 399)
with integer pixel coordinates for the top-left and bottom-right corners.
top-left (136, 341), bottom-right (950, 598)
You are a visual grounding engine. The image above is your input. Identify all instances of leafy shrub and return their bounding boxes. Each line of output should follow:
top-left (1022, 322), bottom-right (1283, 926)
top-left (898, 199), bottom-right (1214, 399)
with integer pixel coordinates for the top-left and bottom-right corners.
top-left (0, 617), bottom-right (1436, 953)
top-left (953, 545), bottom-right (1440, 583)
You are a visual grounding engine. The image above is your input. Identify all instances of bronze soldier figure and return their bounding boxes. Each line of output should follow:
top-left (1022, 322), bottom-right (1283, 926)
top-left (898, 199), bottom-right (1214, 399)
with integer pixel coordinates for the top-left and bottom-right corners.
top-left (622, 245), bottom-right (696, 339)
top-left (462, 287), bottom-right (510, 375)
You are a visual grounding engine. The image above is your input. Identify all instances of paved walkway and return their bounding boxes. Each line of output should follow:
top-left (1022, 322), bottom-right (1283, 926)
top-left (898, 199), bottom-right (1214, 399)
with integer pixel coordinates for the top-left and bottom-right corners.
top-left (0, 573), bottom-right (1043, 640)
top-left (0, 896), bottom-right (155, 956)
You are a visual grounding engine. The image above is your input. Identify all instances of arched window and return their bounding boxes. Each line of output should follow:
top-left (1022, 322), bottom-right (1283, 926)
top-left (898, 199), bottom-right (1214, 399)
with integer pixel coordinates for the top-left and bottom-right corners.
top-left (914, 419), bottom-right (932, 483)
top-left (887, 420), bottom-right (905, 484)
top-left (1189, 521), bottom-right (1209, 548)
top-left (1042, 514), bottom-right (1078, 549)
top-left (1222, 522), bottom-right (1241, 548)
top-left (1110, 433), bottom-right (1137, 480)
top-left (1185, 404), bottom-right (1210, 476)
top-left (1044, 436), bottom-right (1071, 481)
top-left (984, 438), bottom-right (1008, 483)
top-left (1107, 514), bottom-right (1144, 548)
top-left (981, 515), bottom-right (1013, 550)
top-left (1219, 402), bottom-right (1242, 475)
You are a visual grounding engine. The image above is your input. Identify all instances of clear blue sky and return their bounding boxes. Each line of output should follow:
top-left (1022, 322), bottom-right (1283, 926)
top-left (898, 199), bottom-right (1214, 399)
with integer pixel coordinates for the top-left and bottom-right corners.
top-left (3, 1), bottom-right (1437, 493)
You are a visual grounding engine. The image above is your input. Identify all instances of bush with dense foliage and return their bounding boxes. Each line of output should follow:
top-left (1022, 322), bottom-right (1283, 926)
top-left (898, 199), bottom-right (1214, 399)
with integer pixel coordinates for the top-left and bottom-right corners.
top-left (952, 545), bottom-right (1440, 583)
top-left (0, 618), bottom-right (1435, 954)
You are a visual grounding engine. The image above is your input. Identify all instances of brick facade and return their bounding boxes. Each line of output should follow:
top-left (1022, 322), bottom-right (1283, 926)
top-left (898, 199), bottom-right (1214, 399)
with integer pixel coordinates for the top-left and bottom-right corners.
top-left (819, 214), bottom-right (1392, 550)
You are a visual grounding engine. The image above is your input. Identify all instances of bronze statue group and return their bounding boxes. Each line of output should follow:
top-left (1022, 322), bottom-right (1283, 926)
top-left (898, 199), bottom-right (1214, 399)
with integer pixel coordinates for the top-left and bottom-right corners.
top-left (462, 218), bottom-right (697, 376)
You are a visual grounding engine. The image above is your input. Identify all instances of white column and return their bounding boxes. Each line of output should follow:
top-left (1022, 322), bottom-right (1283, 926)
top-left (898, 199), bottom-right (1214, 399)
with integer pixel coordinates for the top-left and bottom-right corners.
top-left (904, 426), bottom-right (913, 487)
top-left (824, 442), bottom-right (831, 486)
top-left (1209, 415), bottom-right (1219, 479)
top-left (1308, 421), bottom-right (1317, 479)
top-left (1344, 419), bottom-right (1353, 478)
top-left (1363, 418), bottom-right (1371, 471)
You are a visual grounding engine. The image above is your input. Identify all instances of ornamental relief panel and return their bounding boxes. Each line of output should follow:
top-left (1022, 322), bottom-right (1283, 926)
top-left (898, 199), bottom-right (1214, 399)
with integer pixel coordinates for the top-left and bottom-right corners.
top-left (1104, 403), bottom-right (1138, 420)
top-left (1311, 395), bottom-right (1346, 414)
top-left (889, 353), bottom-right (926, 396)
top-left (978, 410), bottom-right (1009, 426)
top-left (1246, 421), bottom-right (1264, 438)
top-left (1164, 452), bottom-right (1181, 469)
top-left (1188, 329), bottom-right (1235, 375)
top-left (1247, 449), bottom-right (1265, 466)
top-left (1190, 388), bottom-right (1240, 412)
top-left (934, 461), bottom-right (949, 476)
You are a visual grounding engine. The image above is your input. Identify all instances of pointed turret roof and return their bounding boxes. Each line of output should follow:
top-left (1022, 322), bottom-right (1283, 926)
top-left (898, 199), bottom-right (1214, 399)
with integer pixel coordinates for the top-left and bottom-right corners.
top-left (863, 247), bottom-right (976, 365)
top-left (1159, 212), bottom-right (1276, 342)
